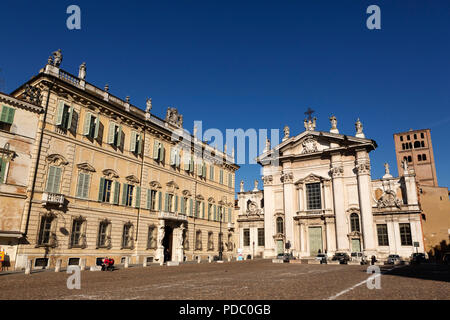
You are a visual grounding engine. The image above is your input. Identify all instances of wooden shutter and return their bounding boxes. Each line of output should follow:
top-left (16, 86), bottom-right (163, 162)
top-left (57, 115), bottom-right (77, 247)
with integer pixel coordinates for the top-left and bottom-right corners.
top-left (180, 197), bottom-right (185, 214)
top-left (0, 106), bottom-right (15, 125)
top-left (210, 166), bottom-right (214, 180)
top-left (130, 131), bottom-right (137, 152)
top-left (160, 144), bottom-right (165, 162)
top-left (170, 148), bottom-right (175, 165)
top-left (67, 106), bottom-right (73, 130)
top-left (117, 126), bottom-right (123, 148)
top-left (214, 205), bottom-right (217, 221)
top-left (164, 193), bottom-right (169, 211)
top-left (76, 173), bottom-right (85, 198)
top-left (55, 102), bottom-right (64, 126)
top-left (0, 105), bottom-right (9, 123)
top-left (83, 112), bottom-right (91, 136)
top-left (98, 177), bottom-right (106, 201)
top-left (94, 116), bottom-right (100, 139)
top-left (121, 183), bottom-right (128, 206)
top-left (202, 202), bottom-right (205, 218)
top-left (228, 208), bottom-right (232, 223)
top-left (135, 186), bottom-right (141, 208)
top-left (184, 154), bottom-right (190, 170)
top-left (137, 133), bottom-right (143, 155)
top-left (189, 157), bottom-right (194, 173)
top-left (158, 191), bottom-right (162, 210)
top-left (228, 173), bottom-right (233, 188)
top-left (113, 182), bottom-right (120, 204)
top-left (189, 198), bottom-right (193, 216)
top-left (107, 123), bottom-right (115, 144)
top-left (82, 174), bottom-right (90, 198)
top-left (0, 158), bottom-right (6, 183)
top-left (146, 189), bottom-right (151, 209)
top-left (153, 141), bottom-right (159, 159)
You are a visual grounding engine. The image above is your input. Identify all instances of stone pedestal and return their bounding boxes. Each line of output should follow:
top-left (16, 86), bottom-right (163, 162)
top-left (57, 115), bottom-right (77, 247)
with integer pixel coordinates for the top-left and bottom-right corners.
top-left (143, 258), bottom-right (147, 267)
top-left (55, 259), bottom-right (62, 272)
top-left (25, 260), bottom-right (32, 275)
top-left (80, 259), bottom-right (86, 271)
top-left (124, 257), bottom-right (129, 268)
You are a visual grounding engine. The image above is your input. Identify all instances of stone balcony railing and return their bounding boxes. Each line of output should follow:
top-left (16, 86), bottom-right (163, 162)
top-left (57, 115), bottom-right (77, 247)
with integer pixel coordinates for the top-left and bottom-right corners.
top-left (158, 211), bottom-right (188, 222)
top-left (42, 192), bottom-right (65, 206)
top-left (296, 209), bottom-right (333, 217)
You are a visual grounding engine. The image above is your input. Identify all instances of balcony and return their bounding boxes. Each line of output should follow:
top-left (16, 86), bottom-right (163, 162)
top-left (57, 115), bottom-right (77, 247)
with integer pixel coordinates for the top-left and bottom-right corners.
top-left (42, 193), bottom-right (65, 207)
top-left (158, 211), bottom-right (188, 222)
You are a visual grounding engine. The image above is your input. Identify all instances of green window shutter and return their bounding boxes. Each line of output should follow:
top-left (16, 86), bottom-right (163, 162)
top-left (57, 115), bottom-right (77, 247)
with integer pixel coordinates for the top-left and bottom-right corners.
top-left (67, 107), bottom-right (73, 130)
top-left (130, 131), bottom-right (137, 152)
top-left (214, 205), bottom-right (217, 221)
top-left (76, 173), bottom-right (84, 198)
top-left (210, 166), bottom-right (214, 180)
top-left (228, 173), bottom-right (233, 188)
top-left (82, 174), bottom-right (90, 198)
top-left (175, 195), bottom-right (179, 212)
top-left (1, 106), bottom-right (15, 125)
top-left (113, 182), bottom-right (120, 204)
top-left (121, 183), bottom-right (128, 206)
top-left (170, 148), bottom-right (175, 165)
top-left (107, 123), bottom-right (115, 144)
top-left (197, 163), bottom-right (202, 176)
top-left (94, 116), bottom-right (100, 139)
top-left (53, 167), bottom-right (62, 193)
top-left (228, 208), bottom-right (232, 223)
top-left (175, 150), bottom-right (180, 167)
top-left (117, 126), bottom-right (123, 148)
top-left (153, 141), bottom-right (159, 159)
top-left (189, 199), bottom-right (193, 216)
top-left (55, 102), bottom-right (64, 126)
top-left (83, 112), bottom-right (91, 136)
top-left (202, 164), bottom-right (207, 178)
top-left (135, 186), bottom-right (141, 208)
top-left (0, 158), bottom-right (6, 183)
top-left (146, 189), bottom-right (151, 209)
top-left (220, 170), bottom-right (223, 184)
top-left (158, 191), bottom-right (162, 211)
top-left (137, 134), bottom-right (143, 155)
top-left (180, 197), bottom-right (185, 214)
top-left (164, 193), bottom-right (169, 211)
top-left (189, 157), bottom-right (194, 173)
top-left (0, 105), bottom-right (8, 123)
top-left (160, 144), bottom-right (165, 162)
top-left (202, 202), bottom-right (205, 218)
top-left (194, 201), bottom-right (198, 217)
top-left (98, 177), bottom-right (106, 201)
top-left (46, 166), bottom-right (61, 193)
top-left (184, 155), bottom-right (190, 170)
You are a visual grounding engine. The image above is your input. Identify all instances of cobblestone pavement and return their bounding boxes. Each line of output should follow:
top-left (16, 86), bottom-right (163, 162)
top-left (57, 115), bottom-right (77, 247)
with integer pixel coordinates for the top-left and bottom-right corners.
top-left (0, 260), bottom-right (448, 300)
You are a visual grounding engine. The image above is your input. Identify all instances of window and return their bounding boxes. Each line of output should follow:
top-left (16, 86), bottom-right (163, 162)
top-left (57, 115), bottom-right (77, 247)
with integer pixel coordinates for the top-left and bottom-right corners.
top-left (195, 200), bottom-right (201, 217)
top-left (75, 172), bottom-right (91, 199)
top-left (422, 154), bottom-right (427, 161)
top-left (38, 216), bottom-right (53, 245)
top-left (276, 217), bottom-right (284, 234)
top-left (184, 155), bottom-right (194, 173)
top-left (350, 213), bottom-right (360, 232)
top-left (258, 228), bottom-right (265, 247)
top-left (414, 134), bottom-right (417, 139)
top-left (208, 203), bottom-right (212, 220)
top-left (0, 105), bottom-right (15, 131)
top-left (421, 141), bottom-right (425, 148)
top-left (147, 226), bottom-right (157, 249)
top-left (45, 166), bottom-right (62, 194)
top-left (98, 178), bottom-right (113, 203)
top-left (228, 173), bottom-right (233, 188)
top-left (55, 102), bottom-right (73, 130)
top-left (107, 122), bottom-right (122, 148)
top-left (122, 223), bottom-right (133, 248)
top-left (414, 141), bottom-right (421, 148)
top-left (97, 221), bottom-right (110, 248)
top-left (122, 184), bottom-right (135, 207)
top-left (243, 229), bottom-right (250, 246)
top-left (70, 218), bottom-right (84, 248)
top-left (306, 183), bottom-right (322, 210)
top-left (399, 223), bottom-right (412, 246)
top-left (167, 193), bottom-right (174, 212)
top-left (210, 165), bottom-right (214, 181)
top-left (377, 224), bottom-right (389, 246)
top-left (0, 157), bottom-right (7, 183)
top-left (407, 135), bottom-right (410, 140)
top-left (400, 136), bottom-right (403, 142)
top-left (195, 230), bottom-right (202, 250)
top-left (418, 154), bottom-right (422, 161)
top-left (147, 189), bottom-right (157, 210)
top-left (130, 131), bottom-right (143, 155)
top-left (83, 113), bottom-right (99, 139)
top-left (207, 232), bottom-right (214, 251)
top-left (170, 148), bottom-right (181, 168)
top-left (420, 132), bottom-right (424, 139)
top-left (401, 143), bottom-right (405, 150)
top-left (408, 156), bottom-right (412, 163)
top-left (219, 169), bottom-right (224, 184)
top-left (153, 140), bottom-right (165, 162)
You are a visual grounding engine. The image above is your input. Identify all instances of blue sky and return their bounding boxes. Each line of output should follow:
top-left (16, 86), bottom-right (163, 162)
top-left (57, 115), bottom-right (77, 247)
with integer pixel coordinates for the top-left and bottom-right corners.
top-left (1, 0), bottom-right (449, 193)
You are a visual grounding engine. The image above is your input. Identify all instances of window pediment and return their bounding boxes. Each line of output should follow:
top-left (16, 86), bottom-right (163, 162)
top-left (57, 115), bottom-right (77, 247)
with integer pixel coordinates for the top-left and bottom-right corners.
top-left (102, 169), bottom-right (119, 179)
top-left (295, 173), bottom-right (328, 185)
top-left (208, 197), bottom-right (215, 203)
top-left (182, 190), bottom-right (192, 197)
top-left (166, 180), bottom-right (179, 190)
top-left (77, 162), bottom-right (96, 173)
top-left (126, 175), bottom-right (140, 184)
top-left (46, 154), bottom-right (69, 166)
top-left (149, 181), bottom-right (162, 189)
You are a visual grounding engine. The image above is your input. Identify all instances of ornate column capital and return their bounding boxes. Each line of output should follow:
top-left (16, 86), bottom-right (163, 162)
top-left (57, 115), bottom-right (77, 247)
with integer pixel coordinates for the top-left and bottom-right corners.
top-left (356, 160), bottom-right (371, 175)
top-left (330, 165), bottom-right (344, 178)
top-left (280, 173), bottom-right (293, 184)
top-left (262, 175), bottom-right (273, 185)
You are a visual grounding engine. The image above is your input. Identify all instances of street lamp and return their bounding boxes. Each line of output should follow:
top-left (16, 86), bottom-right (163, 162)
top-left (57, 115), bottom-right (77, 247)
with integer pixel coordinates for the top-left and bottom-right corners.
top-left (218, 209), bottom-right (223, 261)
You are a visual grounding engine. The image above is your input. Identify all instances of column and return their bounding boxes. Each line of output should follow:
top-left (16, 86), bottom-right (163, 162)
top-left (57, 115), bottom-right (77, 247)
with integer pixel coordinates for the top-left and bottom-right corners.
top-left (282, 172), bottom-right (295, 252)
top-left (262, 175), bottom-right (275, 258)
top-left (331, 161), bottom-right (349, 251)
top-left (355, 151), bottom-right (376, 255)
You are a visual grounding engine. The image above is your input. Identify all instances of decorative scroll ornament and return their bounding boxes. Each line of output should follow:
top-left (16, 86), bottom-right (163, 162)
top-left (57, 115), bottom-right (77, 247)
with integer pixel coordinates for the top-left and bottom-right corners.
top-left (377, 190), bottom-right (402, 209)
top-left (301, 138), bottom-right (318, 154)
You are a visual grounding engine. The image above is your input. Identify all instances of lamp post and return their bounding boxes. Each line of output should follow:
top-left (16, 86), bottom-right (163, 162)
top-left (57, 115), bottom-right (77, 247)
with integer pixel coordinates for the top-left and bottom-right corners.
top-left (218, 208), bottom-right (223, 261)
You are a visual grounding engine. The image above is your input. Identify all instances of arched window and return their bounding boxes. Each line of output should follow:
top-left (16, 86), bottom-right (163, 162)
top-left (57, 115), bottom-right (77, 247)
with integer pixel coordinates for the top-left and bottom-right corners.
top-left (422, 154), bottom-right (427, 161)
top-left (421, 141), bottom-right (425, 148)
top-left (408, 156), bottom-right (412, 162)
top-left (418, 154), bottom-right (422, 161)
top-left (276, 217), bottom-right (284, 234)
top-left (414, 141), bottom-right (421, 148)
top-left (350, 213), bottom-right (360, 232)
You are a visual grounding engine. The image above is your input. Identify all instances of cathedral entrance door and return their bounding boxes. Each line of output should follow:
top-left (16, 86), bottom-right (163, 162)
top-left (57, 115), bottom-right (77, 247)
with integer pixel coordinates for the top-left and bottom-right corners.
top-left (309, 227), bottom-right (323, 256)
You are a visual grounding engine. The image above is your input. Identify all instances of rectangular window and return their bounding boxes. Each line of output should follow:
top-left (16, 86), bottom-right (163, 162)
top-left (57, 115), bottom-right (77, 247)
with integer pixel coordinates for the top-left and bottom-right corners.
top-left (70, 219), bottom-right (83, 247)
top-left (228, 173), bottom-right (233, 188)
top-left (153, 140), bottom-right (165, 162)
top-left (208, 232), bottom-right (214, 251)
top-left (0, 105), bottom-right (15, 131)
top-left (122, 224), bottom-right (132, 248)
top-left (83, 113), bottom-right (99, 139)
top-left (399, 223), bottom-right (413, 246)
top-left (219, 169), bottom-right (224, 184)
top-left (150, 190), bottom-right (157, 210)
top-left (243, 229), bottom-right (250, 247)
top-left (168, 193), bottom-right (174, 212)
top-left (130, 131), bottom-right (143, 155)
top-left (38, 216), bottom-right (53, 245)
top-left (76, 172), bottom-right (91, 199)
top-left (258, 228), bottom-right (265, 247)
top-left (208, 203), bottom-right (212, 220)
top-left (0, 157), bottom-right (7, 183)
top-left (306, 183), bottom-right (322, 210)
top-left (126, 185), bottom-right (134, 207)
top-left (103, 179), bottom-right (112, 202)
top-left (108, 122), bottom-right (122, 148)
top-left (97, 222), bottom-right (109, 248)
top-left (210, 165), bottom-right (214, 181)
top-left (45, 166), bottom-right (62, 194)
top-left (377, 224), bottom-right (389, 246)
top-left (56, 102), bottom-right (73, 130)
top-left (195, 200), bottom-right (201, 217)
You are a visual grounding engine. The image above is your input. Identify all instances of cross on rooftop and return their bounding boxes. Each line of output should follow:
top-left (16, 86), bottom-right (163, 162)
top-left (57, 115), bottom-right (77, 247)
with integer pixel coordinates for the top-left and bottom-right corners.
top-left (304, 107), bottom-right (315, 120)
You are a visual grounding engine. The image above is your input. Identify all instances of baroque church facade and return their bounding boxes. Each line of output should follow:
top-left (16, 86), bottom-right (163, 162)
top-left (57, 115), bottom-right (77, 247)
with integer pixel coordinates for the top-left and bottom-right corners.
top-left (244, 116), bottom-right (424, 260)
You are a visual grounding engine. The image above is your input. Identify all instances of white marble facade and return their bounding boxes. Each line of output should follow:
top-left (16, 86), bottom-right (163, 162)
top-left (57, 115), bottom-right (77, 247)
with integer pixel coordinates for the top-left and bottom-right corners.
top-left (253, 118), bottom-right (424, 260)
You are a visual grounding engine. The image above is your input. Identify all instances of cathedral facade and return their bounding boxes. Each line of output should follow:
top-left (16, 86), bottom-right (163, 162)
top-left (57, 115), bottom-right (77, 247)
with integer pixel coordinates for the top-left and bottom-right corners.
top-left (252, 117), bottom-right (424, 260)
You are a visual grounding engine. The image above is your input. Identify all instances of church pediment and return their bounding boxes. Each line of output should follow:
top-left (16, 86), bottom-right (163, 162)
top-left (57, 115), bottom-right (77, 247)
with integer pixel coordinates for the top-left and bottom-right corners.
top-left (295, 173), bottom-right (328, 185)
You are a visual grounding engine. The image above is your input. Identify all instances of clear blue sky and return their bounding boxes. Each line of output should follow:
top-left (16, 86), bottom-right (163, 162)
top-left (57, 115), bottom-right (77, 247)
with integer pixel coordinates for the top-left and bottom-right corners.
top-left (1, 0), bottom-right (449, 193)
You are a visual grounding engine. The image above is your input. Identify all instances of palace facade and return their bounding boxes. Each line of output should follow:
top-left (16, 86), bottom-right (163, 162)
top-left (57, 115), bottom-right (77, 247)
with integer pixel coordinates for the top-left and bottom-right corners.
top-left (251, 117), bottom-right (424, 260)
top-left (1, 50), bottom-right (238, 270)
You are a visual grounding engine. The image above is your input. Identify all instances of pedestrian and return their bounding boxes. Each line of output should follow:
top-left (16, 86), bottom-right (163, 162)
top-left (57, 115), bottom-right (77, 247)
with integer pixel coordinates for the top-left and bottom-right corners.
top-left (371, 255), bottom-right (376, 265)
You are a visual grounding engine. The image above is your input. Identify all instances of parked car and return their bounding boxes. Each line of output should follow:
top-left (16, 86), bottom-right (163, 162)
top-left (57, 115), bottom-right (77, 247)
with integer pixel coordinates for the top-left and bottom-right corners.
top-left (410, 253), bottom-right (427, 264)
top-left (387, 254), bottom-right (401, 265)
top-left (332, 252), bottom-right (350, 264)
top-left (277, 253), bottom-right (295, 262)
top-left (316, 253), bottom-right (327, 264)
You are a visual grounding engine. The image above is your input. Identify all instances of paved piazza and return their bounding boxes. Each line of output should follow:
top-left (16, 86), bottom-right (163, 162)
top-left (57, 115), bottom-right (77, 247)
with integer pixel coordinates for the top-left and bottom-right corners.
top-left (0, 260), bottom-right (448, 300)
